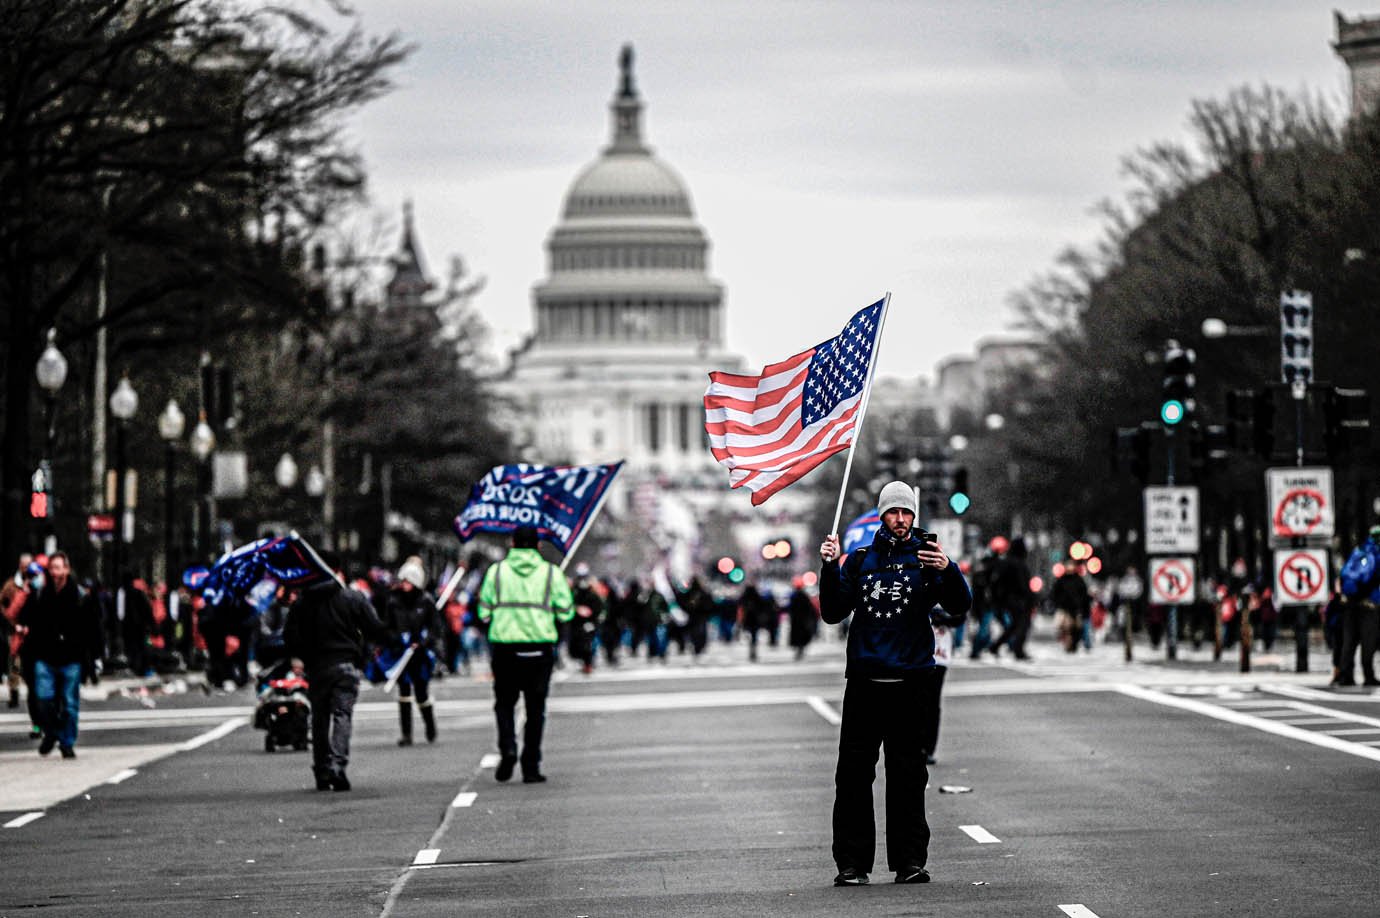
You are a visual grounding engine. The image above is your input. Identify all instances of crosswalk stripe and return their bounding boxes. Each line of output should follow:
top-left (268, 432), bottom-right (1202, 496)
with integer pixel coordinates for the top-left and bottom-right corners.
top-left (412, 849), bottom-right (440, 866)
top-left (4, 811), bottom-right (44, 828)
top-left (959, 824), bottom-right (1001, 844)
top-left (1059, 906), bottom-right (1101, 918)
top-left (451, 792), bottom-right (477, 808)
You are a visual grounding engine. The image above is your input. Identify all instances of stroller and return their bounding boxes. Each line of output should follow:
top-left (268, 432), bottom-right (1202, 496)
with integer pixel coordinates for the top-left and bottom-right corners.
top-left (253, 659), bottom-right (311, 753)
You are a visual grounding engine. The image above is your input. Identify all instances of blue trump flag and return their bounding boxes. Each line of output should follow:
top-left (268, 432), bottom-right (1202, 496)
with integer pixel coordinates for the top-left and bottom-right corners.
top-left (453, 462), bottom-right (623, 555)
top-left (202, 533), bottom-right (335, 607)
top-left (842, 508), bottom-right (881, 555)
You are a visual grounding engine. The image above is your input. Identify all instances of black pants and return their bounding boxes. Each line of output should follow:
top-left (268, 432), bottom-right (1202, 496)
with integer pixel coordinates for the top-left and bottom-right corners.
top-left (308, 662), bottom-right (360, 778)
top-left (832, 677), bottom-right (933, 874)
top-left (1340, 602), bottom-right (1379, 683)
top-left (920, 666), bottom-right (947, 757)
top-left (491, 645), bottom-right (554, 774)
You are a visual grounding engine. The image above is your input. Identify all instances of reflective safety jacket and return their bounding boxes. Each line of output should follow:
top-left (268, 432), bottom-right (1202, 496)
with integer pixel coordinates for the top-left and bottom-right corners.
top-left (477, 548), bottom-right (574, 645)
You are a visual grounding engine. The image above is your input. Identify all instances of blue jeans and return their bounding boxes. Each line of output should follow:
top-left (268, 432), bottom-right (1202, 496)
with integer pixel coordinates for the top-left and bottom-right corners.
top-left (34, 660), bottom-right (82, 749)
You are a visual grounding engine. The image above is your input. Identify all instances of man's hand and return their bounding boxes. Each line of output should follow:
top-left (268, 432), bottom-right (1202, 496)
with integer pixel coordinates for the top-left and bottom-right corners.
top-left (917, 539), bottom-right (951, 570)
top-left (820, 534), bottom-right (841, 563)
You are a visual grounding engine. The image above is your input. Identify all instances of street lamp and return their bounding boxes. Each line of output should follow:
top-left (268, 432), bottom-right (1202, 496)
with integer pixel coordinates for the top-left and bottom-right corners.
top-left (274, 452), bottom-right (299, 491)
top-left (109, 375), bottom-right (138, 585)
top-left (190, 410), bottom-right (215, 562)
top-left (34, 329), bottom-right (68, 535)
top-left (158, 400), bottom-right (185, 591)
top-left (1200, 317), bottom-right (1272, 339)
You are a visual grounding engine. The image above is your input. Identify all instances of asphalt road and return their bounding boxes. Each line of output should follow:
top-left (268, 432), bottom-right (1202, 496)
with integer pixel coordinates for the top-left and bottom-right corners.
top-left (3, 628), bottom-right (1379, 917)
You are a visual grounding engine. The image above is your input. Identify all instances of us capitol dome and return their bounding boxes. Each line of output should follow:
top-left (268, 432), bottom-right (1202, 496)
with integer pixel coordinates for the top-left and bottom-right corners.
top-left (497, 45), bottom-right (743, 482)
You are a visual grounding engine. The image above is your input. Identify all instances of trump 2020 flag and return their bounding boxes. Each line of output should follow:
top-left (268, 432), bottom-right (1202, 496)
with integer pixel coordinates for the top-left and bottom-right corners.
top-left (704, 299), bottom-right (884, 505)
top-left (453, 462), bottom-right (623, 555)
top-left (842, 508), bottom-right (881, 555)
top-left (202, 534), bottom-right (334, 607)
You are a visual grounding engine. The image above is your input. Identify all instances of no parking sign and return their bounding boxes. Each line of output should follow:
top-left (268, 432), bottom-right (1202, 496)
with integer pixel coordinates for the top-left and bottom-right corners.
top-left (1273, 549), bottom-right (1328, 606)
top-left (1148, 557), bottom-right (1196, 606)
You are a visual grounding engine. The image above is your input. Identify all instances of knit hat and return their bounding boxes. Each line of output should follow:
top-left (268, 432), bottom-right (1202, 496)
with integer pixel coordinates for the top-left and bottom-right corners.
top-left (397, 558), bottom-right (426, 590)
top-left (877, 480), bottom-right (918, 517)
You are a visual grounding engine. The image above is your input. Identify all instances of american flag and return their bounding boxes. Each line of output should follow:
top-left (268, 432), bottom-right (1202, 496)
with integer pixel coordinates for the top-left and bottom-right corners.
top-left (704, 298), bottom-right (885, 505)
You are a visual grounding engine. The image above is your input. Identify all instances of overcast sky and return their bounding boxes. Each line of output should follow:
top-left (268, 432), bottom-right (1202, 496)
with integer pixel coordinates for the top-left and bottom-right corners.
top-left (345, 1), bottom-right (1354, 381)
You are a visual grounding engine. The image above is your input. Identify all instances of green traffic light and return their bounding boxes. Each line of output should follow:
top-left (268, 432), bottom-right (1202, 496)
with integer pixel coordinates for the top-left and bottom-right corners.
top-left (728, 567), bottom-right (745, 584)
top-left (948, 492), bottom-right (970, 515)
top-left (1160, 399), bottom-right (1185, 426)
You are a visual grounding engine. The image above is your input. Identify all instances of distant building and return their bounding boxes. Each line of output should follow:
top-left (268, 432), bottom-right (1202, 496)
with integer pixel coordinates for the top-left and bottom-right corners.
top-left (932, 335), bottom-right (1041, 429)
top-left (492, 47), bottom-right (810, 577)
top-left (1335, 12), bottom-right (1380, 117)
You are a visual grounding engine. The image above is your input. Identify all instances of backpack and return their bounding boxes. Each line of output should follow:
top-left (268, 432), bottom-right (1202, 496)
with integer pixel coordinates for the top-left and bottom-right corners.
top-left (1340, 543), bottom-right (1379, 598)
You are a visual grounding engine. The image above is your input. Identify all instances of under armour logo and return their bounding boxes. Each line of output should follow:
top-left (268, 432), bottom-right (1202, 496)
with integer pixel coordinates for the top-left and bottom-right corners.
top-left (869, 581), bottom-right (903, 603)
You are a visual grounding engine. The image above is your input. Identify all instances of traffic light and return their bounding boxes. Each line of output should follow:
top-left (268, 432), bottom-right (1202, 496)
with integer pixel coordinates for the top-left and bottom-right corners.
top-left (1161, 340), bottom-right (1196, 427)
top-left (1325, 387), bottom-right (1372, 458)
top-left (948, 467), bottom-right (970, 515)
top-left (28, 463), bottom-right (50, 519)
top-left (1189, 423), bottom-right (1230, 472)
top-left (1280, 290), bottom-right (1313, 387)
top-left (1114, 425), bottom-right (1152, 483)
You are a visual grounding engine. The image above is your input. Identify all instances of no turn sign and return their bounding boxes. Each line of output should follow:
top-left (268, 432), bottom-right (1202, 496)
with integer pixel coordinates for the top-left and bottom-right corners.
top-left (1148, 557), bottom-right (1196, 606)
top-left (1273, 549), bottom-right (1328, 606)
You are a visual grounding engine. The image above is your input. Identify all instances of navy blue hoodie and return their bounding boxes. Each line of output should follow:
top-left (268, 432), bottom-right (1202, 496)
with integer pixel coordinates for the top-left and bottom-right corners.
top-left (820, 527), bottom-right (971, 680)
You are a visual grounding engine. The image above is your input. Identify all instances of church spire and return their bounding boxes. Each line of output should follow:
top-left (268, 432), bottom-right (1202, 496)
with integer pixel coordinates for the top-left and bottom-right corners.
top-left (607, 43), bottom-right (649, 154)
top-left (386, 199), bottom-right (433, 308)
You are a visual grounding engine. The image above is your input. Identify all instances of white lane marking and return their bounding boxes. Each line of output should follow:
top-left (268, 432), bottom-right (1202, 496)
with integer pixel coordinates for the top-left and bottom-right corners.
top-left (1264, 697), bottom-right (1380, 731)
top-left (478, 753), bottom-right (500, 769)
top-left (1059, 906), bottom-right (1101, 918)
top-left (4, 811), bottom-right (44, 829)
top-left (1275, 717), bottom-right (1347, 726)
top-left (451, 792), bottom-right (478, 808)
top-left (1319, 727), bottom-right (1380, 736)
top-left (806, 696), bottom-right (841, 725)
top-left (412, 849), bottom-right (440, 866)
top-left (179, 717), bottom-right (246, 751)
top-left (959, 824), bottom-right (1001, 844)
top-left (106, 769), bottom-right (138, 785)
top-left (1116, 685), bottom-right (1380, 763)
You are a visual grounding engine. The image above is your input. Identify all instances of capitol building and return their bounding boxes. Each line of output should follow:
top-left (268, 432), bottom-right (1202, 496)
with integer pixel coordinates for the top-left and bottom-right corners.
top-left (492, 47), bottom-right (811, 575)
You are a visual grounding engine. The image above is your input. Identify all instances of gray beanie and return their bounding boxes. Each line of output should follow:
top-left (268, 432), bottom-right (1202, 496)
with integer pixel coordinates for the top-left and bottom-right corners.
top-left (877, 480), bottom-right (918, 517)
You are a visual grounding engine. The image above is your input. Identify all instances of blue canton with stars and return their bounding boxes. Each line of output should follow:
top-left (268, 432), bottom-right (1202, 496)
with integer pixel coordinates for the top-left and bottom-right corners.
top-left (801, 299), bottom-right (883, 427)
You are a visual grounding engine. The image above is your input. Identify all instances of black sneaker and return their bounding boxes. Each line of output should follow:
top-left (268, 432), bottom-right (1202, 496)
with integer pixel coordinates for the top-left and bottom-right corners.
top-left (895, 867), bottom-right (930, 884)
top-left (38, 734), bottom-right (56, 756)
top-left (59, 746), bottom-right (75, 759)
top-left (329, 771), bottom-right (351, 792)
top-left (495, 755), bottom-right (517, 783)
top-left (522, 772), bottom-right (546, 784)
top-left (833, 867), bottom-right (869, 886)
top-left (315, 775), bottom-right (332, 791)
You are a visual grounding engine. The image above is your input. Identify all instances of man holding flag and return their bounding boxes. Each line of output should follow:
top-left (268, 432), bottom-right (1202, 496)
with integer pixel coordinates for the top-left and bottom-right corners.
top-left (283, 551), bottom-right (389, 792)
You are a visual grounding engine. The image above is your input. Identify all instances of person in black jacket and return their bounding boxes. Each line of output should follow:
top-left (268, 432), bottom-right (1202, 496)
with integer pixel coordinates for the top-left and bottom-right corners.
top-left (387, 557), bottom-right (440, 746)
top-left (284, 555), bottom-right (389, 791)
top-left (18, 552), bottom-right (101, 758)
top-left (818, 481), bottom-right (971, 887)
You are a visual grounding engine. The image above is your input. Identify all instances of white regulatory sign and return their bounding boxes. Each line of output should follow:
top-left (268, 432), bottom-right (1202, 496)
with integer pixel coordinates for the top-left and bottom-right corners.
top-left (1143, 486), bottom-right (1200, 554)
top-left (1148, 557), bottom-right (1196, 606)
top-left (1266, 467), bottom-right (1334, 543)
top-left (1273, 549), bottom-right (1328, 606)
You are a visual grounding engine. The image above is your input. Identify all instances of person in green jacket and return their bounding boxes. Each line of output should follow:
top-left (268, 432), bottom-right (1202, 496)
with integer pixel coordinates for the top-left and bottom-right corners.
top-left (478, 526), bottom-right (574, 783)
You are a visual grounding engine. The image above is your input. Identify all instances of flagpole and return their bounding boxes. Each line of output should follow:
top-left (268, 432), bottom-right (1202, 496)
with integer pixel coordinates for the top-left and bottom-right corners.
top-left (830, 292), bottom-right (892, 535)
top-left (560, 466), bottom-right (622, 572)
top-left (433, 564), bottom-right (466, 611)
top-left (290, 529), bottom-right (347, 588)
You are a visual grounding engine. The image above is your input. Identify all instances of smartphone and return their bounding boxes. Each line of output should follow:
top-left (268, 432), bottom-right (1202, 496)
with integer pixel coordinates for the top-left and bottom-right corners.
top-left (917, 531), bottom-right (936, 547)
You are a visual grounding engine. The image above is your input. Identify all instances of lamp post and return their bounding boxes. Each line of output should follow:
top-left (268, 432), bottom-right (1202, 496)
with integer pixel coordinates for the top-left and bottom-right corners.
top-left (190, 410), bottom-right (216, 563)
top-left (108, 375), bottom-right (138, 585)
top-left (305, 463), bottom-right (325, 545)
top-left (34, 330), bottom-right (68, 546)
top-left (158, 400), bottom-right (185, 591)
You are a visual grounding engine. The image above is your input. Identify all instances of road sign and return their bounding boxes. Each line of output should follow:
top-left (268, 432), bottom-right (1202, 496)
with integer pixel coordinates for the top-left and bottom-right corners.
top-left (1266, 467), bottom-right (1334, 543)
top-left (1143, 486), bottom-right (1200, 554)
top-left (1273, 548), bottom-right (1328, 606)
top-left (1148, 557), bottom-right (1196, 606)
